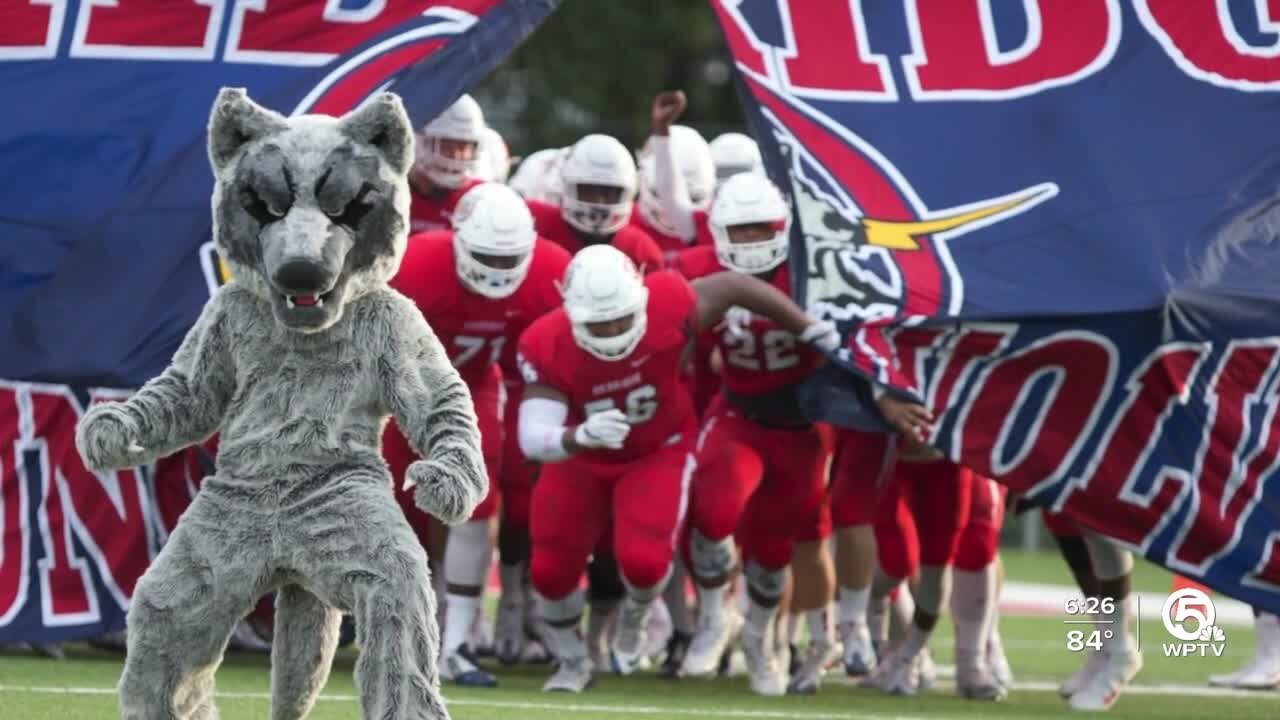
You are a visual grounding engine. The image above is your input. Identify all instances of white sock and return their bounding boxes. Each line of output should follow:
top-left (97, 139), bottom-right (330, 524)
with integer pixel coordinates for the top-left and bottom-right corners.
top-left (444, 594), bottom-right (480, 653)
top-left (807, 606), bottom-right (835, 646)
top-left (1100, 595), bottom-right (1134, 655)
top-left (868, 594), bottom-right (889, 647)
top-left (837, 586), bottom-right (871, 627)
top-left (664, 562), bottom-right (695, 635)
top-left (899, 622), bottom-right (931, 660)
top-left (499, 562), bottom-right (525, 605)
top-left (746, 598), bottom-right (779, 635)
top-left (697, 584), bottom-right (728, 624)
top-left (539, 589), bottom-right (587, 660)
top-left (445, 520), bottom-right (493, 587)
top-left (951, 565), bottom-right (996, 661)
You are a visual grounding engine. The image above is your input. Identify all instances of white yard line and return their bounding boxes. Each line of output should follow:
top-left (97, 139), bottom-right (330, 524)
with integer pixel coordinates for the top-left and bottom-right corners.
top-left (0, 685), bottom-right (927, 720)
top-left (1, 678), bottom-right (1276, 712)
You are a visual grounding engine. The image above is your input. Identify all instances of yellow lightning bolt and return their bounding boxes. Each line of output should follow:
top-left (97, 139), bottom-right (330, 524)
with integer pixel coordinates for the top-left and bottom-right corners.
top-left (861, 185), bottom-right (1054, 250)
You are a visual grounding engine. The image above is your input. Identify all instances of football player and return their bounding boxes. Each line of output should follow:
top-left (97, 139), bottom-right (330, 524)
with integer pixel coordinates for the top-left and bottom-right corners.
top-left (526, 133), bottom-right (664, 270)
top-left (383, 182), bottom-right (571, 686)
top-left (950, 475), bottom-right (1010, 700)
top-left (671, 172), bottom-right (837, 696)
top-left (515, 244), bottom-right (839, 693)
top-left (1042, 511), bottom-right (1144, 711)
top-left (708, 132), bottom-right (765, 184)
top-left (509, 147), bottom-right (567, 206)
top-left (408, 94), bottom-right (486, 232)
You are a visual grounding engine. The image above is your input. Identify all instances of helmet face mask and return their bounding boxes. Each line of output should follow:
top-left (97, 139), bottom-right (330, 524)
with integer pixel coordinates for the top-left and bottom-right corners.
top-left (560, 135), bottom-right (636, 236)
top-left (559, 245), bottom-right (649, 361)
top-left (709, 173), bottom-right (791, 275)
top-left (452, 183), bottom-right (536, 299)
top-left (414, 94), bottom-right (485, 190)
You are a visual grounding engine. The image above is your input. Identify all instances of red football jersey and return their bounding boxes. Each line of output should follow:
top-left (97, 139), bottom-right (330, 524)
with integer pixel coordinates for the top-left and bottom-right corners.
top-left (517, 270), bottom-right (698, 466)
top-left (527, 200), bottom-right (664, 272)
top-left (630, 207), bottom-right (713, 262)
top-left (392, 230), bottom-right (571, 387)
top-left (675, 246), bottom-right (820, 396)
top-left (408, 177), bottom-right (483, 233)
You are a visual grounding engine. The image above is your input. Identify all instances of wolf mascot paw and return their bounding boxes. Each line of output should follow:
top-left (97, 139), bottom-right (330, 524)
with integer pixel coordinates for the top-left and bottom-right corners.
top-left (75, 404), bottom-right (146, 472)
top-left (409, 458), bottom-right (481, 526)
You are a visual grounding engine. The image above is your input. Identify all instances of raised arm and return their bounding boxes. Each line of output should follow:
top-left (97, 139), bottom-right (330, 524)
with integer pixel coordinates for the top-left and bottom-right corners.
top-left (649, 90), bottom-right (699, 243)
top-left (379, 295), bottom-right (486, 525)
top-left (75, 289), bottom-right (236, 471)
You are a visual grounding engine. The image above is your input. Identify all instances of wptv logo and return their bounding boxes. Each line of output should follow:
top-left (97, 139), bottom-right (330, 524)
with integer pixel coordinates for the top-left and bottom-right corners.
top-left (1161, 588), bottom-right (1227, 658)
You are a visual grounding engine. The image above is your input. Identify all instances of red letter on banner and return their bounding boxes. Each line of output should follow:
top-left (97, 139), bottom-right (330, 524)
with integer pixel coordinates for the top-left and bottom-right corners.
top-left (1170, 342), bottom-right (1280, 574)
top-left (1137, 0), bottom-right (1280, 90)
top-left (776, 0), bottom-right (895, 99)
top-left (904, 0), bottom-right (1120, 100)
top-left (225, 0), bottom-right (438, 66)
top-left (1056, 344), bottom-right (1210, 547)
top-left (30, 389), bottom-right (151, 610)
top-left (0, 385), bottom-right (32, 624)
top-left (0, 0), bottom-right (67, 61)
top-left (71, 0), bottom-right (221, 60)
top-left (954, 332), bottom-right (1116, 491)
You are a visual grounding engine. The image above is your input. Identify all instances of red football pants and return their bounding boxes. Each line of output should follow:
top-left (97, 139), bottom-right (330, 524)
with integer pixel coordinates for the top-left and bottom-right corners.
top-left (384, 365), bottom-right (504, 551)
top-left (829, 428), bottom-right (896, 528)
top-left (954, 475), bottom-right (1007, 571)
top-left (688, 396), bottom-right (833, 572)
top-left (874, 459), bottom-right (973, 580)
top-left (530, 436), bottom-right (694, 600)
top-left (498, 378), bottom-right (537, 538)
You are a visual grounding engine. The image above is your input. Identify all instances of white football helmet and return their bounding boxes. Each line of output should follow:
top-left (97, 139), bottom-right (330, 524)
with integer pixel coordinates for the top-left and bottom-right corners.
top-left (560, 245), bottom-right (649, 361)
top-left (708, 172), bottom-right (790, 275)
top-left (474, 126), bottom-right (511, 183)
top-left (452, 182), bottom-right (536, 298)
top-left (709, 132), bottom-right (764, 182)
top-left (560, 134), bottom-right (637, 236)
top-left (638, 124), bottom-right (715, 237)
top-left (509, 147), bottom-right (567, 206)
top-left (414, 94), bottom-right (485, 189)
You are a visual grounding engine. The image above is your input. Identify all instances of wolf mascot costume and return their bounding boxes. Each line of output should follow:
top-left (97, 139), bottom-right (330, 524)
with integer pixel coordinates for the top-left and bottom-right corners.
top-left (74, 88), bottom-right (486, 719)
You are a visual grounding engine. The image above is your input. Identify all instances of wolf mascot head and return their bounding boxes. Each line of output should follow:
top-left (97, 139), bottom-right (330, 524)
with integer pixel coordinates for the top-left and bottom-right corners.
top-left (206, 88), bottom-right (414, 332)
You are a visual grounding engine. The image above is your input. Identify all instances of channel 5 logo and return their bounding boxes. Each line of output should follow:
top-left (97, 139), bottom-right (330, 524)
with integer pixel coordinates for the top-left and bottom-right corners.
top-left (1161, 588), bottom-right (1226, 658)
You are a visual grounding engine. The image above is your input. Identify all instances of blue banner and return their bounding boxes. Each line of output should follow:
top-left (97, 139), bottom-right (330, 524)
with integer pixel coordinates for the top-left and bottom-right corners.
top-left (712, 0), bottom-right (1280, 614)
top-left (0, 0), bottom-right (557, 644)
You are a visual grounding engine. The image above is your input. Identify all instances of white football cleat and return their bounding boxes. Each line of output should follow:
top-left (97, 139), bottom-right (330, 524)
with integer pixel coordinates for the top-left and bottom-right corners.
top-left (608, 601), bottom-right (651, 676)
top-left (494, 595), bottom-right (525, 666)
top-left (441, 647), bottom-right (497, 688)
top-left (787, 639), bottom-right (840, 694)
top-left (683, 609), bottom-right (743, 677)
top-left (956, 653), bottom-right (1008, 701)
top-left (1061, 650), bottom-right (1108, 698)
top-left (987, 625), bottom-right (1014, 689)
top-left (1209, 613), bottom-right (1280, 689)
top-left (543, 656), bottom-right (594, 693)
top-left (645, 598), bottom-right (674, 660)
top-left (874, 646), bottom-right (921, 697)
top-left (917, 647), bottom-right (937, 692)
top-left (741, 624), bottom-right (787, 696)
top-left (839, 621), bottom-right (877, 677)
top-left (1068, 645), bottom-right (1143, 711)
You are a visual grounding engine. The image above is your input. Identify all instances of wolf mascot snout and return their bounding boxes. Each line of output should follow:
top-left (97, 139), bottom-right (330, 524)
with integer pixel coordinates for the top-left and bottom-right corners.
top-left (75, 88), bottom-right (487, 720)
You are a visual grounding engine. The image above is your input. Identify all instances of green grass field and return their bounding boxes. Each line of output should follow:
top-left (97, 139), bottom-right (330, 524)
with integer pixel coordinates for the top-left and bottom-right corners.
top-left (2, 550), bottom-right (1277, 719)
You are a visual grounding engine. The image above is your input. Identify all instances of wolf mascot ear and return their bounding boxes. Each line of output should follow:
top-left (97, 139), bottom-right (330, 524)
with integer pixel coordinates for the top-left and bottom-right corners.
top-left (207, 87), bottom-right (290, 173)
top-left (340, 92), bottom-right (415, 177)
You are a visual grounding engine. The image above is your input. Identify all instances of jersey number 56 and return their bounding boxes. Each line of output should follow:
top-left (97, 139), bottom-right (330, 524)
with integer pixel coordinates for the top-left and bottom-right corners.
top-left (583, 384), bottom-right (658, 424)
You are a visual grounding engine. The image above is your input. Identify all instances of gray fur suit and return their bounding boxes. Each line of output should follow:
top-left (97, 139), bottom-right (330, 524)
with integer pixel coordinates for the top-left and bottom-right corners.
top-left (74, 88), bottom-right (487, 720)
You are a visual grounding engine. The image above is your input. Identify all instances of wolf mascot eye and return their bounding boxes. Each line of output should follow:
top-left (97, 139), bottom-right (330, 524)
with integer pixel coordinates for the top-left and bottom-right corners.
top-left (74, 87), bottom-right (486, 720)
